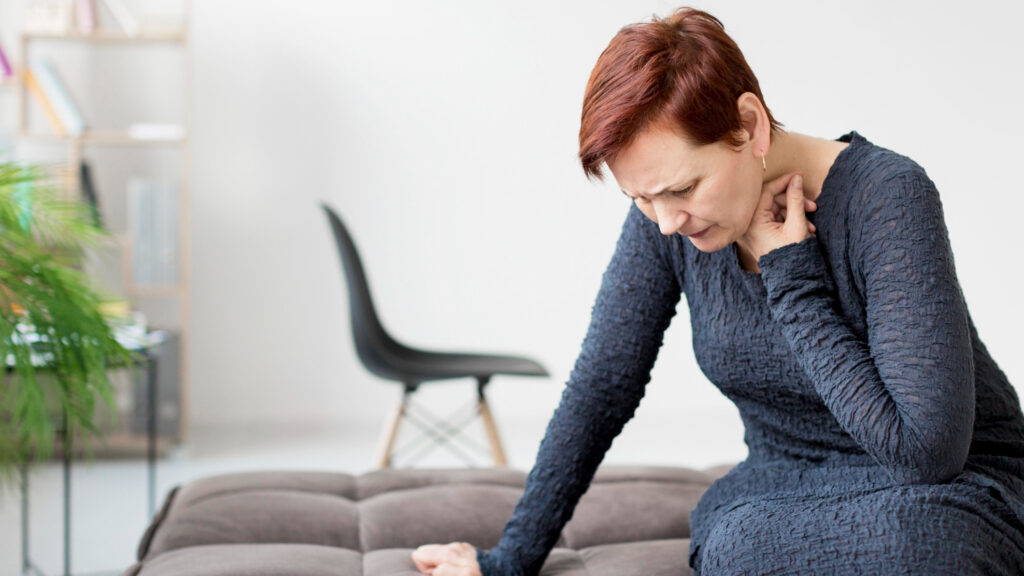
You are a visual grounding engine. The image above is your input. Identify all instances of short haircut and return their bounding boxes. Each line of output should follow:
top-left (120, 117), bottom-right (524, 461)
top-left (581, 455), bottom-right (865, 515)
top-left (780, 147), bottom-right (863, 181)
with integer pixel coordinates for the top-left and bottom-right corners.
top-left (579, 7), bottom-right (785, 181)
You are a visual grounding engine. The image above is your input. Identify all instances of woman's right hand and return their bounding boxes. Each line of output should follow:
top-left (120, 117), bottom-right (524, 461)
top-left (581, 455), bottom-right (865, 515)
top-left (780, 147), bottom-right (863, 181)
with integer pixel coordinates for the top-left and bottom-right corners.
top-left (411, 542), bottom-right (482, 576)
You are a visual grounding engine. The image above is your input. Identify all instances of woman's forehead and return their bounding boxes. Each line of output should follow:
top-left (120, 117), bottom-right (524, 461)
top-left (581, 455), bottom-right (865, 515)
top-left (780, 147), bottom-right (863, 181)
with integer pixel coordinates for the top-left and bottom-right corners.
top-left (612, 129), bottom-right (706, 192)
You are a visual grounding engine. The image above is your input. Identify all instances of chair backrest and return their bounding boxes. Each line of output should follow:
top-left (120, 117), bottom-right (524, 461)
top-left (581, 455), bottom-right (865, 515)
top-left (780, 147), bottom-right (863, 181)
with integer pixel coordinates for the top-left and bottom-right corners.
top-left (320, 203), bottom-right (404, 379)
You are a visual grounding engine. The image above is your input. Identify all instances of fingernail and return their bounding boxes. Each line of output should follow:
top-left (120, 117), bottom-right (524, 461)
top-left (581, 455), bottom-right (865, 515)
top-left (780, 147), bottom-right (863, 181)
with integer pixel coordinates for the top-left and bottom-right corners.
top-left (795, 175), bottom-right (803, 187)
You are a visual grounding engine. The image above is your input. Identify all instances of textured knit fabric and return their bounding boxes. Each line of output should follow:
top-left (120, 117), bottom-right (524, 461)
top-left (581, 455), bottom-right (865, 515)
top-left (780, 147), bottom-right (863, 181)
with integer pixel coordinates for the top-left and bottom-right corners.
top-left (475, 131), bottom-right (1024, 575)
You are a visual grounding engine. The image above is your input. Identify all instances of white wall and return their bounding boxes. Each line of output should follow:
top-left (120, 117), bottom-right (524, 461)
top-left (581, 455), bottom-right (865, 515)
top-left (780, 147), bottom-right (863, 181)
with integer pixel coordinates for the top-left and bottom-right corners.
top-left (9, 0), bottom-right (1024, 468)
top-left (183, 0), bottom-right (1024, 467)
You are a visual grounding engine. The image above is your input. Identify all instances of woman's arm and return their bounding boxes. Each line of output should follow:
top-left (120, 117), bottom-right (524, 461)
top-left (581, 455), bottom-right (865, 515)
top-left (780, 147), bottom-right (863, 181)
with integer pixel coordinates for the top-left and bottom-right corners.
top-left (475, 204), bottom-right (682, 576)
top-left (758, 169), bottom-right (974, 485)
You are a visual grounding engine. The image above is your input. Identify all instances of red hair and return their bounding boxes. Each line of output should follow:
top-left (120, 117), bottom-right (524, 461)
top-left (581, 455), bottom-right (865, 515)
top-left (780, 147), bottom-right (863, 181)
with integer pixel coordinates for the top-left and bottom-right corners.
top-left (579, 7), bottom-right (784, 180)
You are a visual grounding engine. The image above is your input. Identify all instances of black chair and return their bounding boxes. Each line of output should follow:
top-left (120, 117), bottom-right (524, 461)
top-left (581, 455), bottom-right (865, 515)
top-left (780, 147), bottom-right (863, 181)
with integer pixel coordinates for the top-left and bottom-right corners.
top-left (321, 203), bottom-right (548, 468)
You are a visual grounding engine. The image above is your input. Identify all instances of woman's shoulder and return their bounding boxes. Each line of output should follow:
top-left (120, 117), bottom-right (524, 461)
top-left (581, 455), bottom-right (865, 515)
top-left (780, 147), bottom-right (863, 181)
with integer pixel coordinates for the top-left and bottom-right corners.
top-left (835, 131), bottom-right (931, 189)
top-left (827, 131), bottom-right (944, 227)
top-left (830, 133), bottom-right (953, 273)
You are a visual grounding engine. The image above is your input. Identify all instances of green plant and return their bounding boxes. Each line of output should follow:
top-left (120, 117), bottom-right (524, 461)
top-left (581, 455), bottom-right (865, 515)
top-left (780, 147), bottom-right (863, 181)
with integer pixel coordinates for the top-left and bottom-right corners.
top-left (0, 161), bottom-right (141, 486)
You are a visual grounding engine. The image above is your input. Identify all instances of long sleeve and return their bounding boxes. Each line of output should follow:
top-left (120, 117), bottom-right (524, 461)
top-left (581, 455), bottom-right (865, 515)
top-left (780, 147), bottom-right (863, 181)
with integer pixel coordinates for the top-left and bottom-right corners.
top-left (757, 168), bottom-right (975, 485)
top-left (476, 204), bottom-right (682, 576)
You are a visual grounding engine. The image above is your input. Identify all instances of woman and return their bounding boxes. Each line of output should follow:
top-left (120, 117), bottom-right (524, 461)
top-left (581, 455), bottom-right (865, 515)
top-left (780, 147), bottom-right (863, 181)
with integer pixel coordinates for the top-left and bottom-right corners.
top-left (413, 6), bottom-right (1024, 575)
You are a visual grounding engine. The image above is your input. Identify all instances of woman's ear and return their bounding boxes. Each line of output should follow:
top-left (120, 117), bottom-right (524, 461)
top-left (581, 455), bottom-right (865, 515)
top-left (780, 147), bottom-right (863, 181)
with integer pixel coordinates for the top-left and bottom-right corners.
top-left (735, 92), bottom-right (768, 152)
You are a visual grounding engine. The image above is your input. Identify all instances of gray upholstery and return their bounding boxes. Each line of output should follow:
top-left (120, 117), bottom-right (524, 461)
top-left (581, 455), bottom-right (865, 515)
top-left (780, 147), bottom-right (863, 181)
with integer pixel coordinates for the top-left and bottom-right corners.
top-left (124, 464), bottom-right (733, 575)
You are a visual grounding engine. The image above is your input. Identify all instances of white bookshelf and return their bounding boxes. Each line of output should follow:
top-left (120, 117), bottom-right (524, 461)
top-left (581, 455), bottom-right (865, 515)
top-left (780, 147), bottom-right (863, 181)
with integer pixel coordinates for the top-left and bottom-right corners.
top-left (2, 0), bottom-right (192, 451)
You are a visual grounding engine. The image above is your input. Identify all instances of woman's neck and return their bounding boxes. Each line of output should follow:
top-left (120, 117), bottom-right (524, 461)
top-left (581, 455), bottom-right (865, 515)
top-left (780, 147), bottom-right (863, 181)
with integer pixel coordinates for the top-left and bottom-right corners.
top-left (764, 131), bottom-right (847, 202)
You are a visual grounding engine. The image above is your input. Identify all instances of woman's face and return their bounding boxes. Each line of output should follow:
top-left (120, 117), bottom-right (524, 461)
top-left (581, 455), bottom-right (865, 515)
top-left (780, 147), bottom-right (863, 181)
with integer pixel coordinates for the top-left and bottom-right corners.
top-left (607, 125), bottom-right (763, 252)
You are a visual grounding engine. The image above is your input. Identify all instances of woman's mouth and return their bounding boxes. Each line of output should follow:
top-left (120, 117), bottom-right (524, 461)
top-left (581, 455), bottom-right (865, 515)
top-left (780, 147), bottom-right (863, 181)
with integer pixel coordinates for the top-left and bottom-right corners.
top-left (686, 227), bottom-right (710, 238)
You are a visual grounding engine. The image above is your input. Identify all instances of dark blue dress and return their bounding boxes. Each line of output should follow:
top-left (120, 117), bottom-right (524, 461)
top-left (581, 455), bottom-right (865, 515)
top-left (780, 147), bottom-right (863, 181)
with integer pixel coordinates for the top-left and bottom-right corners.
top-left (476, 131), bottom-right (1024, 575)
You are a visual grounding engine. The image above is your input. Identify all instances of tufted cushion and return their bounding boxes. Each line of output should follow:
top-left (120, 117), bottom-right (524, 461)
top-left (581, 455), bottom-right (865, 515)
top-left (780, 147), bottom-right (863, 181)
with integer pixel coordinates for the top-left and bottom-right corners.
top-left (123, 464), bottom-right (731, 575)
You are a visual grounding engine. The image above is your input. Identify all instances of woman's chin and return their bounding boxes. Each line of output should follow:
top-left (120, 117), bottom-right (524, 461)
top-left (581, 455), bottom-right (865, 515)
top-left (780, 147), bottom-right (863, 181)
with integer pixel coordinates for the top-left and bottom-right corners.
top-left (685, 230), bottom-right (728, 253)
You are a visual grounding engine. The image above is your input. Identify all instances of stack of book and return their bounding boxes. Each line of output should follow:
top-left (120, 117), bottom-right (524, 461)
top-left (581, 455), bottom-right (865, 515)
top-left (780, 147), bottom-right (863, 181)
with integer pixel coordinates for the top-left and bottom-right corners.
top-left (128, 178), bottom-right (179, 286)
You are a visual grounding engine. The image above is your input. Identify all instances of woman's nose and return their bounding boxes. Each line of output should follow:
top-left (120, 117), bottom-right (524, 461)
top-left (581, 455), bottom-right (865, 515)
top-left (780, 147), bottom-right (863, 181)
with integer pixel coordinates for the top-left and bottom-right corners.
top-left (653, 199), bottom-right (688, 236)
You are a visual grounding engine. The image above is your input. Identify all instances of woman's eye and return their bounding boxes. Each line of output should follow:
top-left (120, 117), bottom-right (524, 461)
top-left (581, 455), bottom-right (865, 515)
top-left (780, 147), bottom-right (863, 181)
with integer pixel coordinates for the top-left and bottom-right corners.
top-left (630, 185), bottom-right (691, 204)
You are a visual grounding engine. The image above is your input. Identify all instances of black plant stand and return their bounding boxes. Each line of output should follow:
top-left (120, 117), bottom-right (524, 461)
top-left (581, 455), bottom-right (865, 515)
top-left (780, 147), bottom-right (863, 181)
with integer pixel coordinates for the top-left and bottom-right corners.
top-left (19, 349), bottom-right (158, 576)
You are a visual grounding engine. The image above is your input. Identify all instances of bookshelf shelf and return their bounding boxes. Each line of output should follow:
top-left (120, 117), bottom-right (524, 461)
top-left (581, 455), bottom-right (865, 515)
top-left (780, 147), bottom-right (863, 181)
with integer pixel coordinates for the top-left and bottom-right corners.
top-left (18, 130), bottom-right (188, 146)
top-left (23, 30), bottom-right (187, 44)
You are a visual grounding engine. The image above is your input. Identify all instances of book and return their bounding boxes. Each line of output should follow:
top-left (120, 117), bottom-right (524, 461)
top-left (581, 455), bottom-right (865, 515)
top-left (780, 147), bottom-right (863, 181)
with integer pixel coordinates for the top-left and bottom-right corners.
top-left (74, 0), bottom-right (97, 35)
top-left (100, 0), bottom-right (140, 36)
top-left (29, 58), bottom-right (86, 136)
top-left (0, 40), bottom-right (12, 78)
top-left (128, 178), bottom-right (178, 286)
top-left (128, 178), bottom-right (154, 285)
top-left (22, 0), bottom-right (73, 35)
top-left (23, 69), bottom-right (67, 136)
top-left (155, 181), bottom-right (179, 285)
top-left (79, 161), bottom-right (103, 229)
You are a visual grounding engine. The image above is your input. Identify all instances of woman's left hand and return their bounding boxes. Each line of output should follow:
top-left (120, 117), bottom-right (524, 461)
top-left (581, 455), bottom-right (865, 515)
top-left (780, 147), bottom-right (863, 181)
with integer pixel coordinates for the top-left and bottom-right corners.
top-left (412, 543), bottom-right (482, 576)
top-left (740, 172), bottom-right (817, 262)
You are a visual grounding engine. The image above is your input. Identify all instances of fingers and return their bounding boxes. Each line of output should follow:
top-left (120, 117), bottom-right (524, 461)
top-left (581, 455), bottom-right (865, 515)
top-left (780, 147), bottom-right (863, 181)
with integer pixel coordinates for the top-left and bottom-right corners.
top-left (774, 193), bottom-right (816, 213)
top-left (412, 544), bottom-right (445, 572)
top-left (771, 210), bottom-right (816, 234)
top-left (783, 175), bottom-right (811, 237)
top-left (767, 172), bottom-right (813, 227)
top-left (771, 173), bottom-right (815, 213)
top-left (432, 564), bottom-right (480, 576)
top-left (758, 171), bottom-right (796, 214)
top-left (764, 171), bottom-right (796, 197)
top-left (412, 543), bottom-right (479, 576)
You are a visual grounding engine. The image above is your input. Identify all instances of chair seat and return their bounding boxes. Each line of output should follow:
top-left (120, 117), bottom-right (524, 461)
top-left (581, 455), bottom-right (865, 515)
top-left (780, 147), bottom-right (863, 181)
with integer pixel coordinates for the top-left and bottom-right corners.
top-left (374, 346), bottom-right (549, 383)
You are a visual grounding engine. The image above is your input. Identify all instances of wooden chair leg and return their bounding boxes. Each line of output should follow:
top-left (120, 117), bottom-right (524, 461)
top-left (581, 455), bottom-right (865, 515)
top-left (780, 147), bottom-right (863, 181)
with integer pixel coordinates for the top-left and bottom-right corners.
top-left (477, 382), bottom-right (507, 467)
top-left (376, 391), bottom-right (408, 469)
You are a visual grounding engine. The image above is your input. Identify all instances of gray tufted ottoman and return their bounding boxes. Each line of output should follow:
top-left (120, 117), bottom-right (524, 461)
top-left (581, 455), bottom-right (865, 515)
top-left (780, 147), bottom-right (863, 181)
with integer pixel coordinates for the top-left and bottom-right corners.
top-left (123, 464), bottom-right (733, 575)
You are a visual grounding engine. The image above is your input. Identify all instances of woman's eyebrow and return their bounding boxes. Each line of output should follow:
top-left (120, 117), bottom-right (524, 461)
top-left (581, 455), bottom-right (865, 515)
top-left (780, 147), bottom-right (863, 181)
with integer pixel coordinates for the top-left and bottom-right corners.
top-left (620, 178), bottom-right (696, 199)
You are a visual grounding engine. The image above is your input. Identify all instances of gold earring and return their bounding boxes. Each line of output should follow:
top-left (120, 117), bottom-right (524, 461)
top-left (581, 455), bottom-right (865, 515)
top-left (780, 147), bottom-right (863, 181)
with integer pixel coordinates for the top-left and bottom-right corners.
top-left (762, 154), bottom-right (767, 171)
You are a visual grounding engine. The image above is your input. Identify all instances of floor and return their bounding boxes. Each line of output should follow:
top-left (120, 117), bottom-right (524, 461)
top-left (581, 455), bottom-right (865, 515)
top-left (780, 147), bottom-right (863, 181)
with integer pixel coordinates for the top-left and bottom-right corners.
top-left (0, 412), bottom-right (746, 576)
